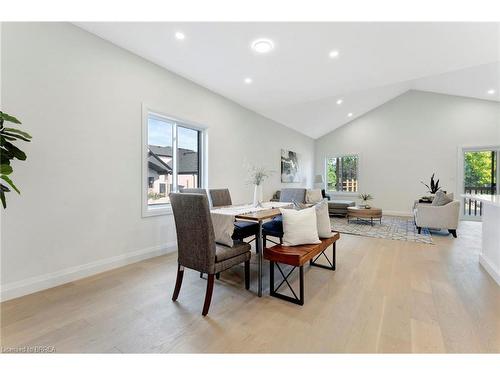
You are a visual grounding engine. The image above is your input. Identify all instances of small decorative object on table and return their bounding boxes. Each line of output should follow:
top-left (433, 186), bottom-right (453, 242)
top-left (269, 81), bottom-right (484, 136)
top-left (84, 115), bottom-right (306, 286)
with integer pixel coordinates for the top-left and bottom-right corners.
top-left (247, 164), bottom-right (273, 207)
top-left (358, 193), bottom-right (373, 209)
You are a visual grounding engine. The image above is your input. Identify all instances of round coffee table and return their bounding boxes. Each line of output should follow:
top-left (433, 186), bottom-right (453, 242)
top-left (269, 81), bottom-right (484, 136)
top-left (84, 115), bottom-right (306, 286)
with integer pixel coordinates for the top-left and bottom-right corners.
top-left (347, 206), bottom-right (383, 226)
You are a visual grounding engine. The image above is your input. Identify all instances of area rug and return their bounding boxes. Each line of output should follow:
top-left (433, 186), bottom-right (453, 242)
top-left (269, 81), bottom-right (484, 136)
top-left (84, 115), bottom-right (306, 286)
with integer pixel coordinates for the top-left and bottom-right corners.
top-left (330, 216), bottom-right (433, 244)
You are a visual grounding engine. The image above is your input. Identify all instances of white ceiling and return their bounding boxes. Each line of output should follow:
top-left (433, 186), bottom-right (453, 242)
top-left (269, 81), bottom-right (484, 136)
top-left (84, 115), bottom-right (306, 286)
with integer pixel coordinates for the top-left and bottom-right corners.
top-left (75, 22), bottom-right (500, 139)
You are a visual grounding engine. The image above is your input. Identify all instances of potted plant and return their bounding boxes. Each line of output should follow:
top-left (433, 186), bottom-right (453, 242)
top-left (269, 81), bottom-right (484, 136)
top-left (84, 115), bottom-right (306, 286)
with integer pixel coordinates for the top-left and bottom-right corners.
top-left (358, 193), bottom-right (373, 208)
top-left (420, 173), bottom-right (442, 202)
top-left (1, 111), bottom-right (32, 208)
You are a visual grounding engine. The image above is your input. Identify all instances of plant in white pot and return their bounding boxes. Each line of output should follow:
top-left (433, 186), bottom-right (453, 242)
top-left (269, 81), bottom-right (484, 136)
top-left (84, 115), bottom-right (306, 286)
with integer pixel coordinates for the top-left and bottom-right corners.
top-left (247, 165), bottom-right (273, 207)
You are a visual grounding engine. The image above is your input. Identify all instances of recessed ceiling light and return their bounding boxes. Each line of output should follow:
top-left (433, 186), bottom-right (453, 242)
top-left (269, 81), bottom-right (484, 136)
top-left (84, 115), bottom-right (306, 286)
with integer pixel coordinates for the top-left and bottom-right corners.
top-left (251, 38), bottom-right (274, 54)
top-left (487, 89), bottom-right (496, 95)
top-left (244, 78), bottom-right (253, 84)
top-left (329, 50), bottom-right (340, 59)
top-left (175, 32), bottom-right (185, 40)
top-left (336, 99), bottom-right (343, 105)
top-left (347, 112), bottom-right (353, 117)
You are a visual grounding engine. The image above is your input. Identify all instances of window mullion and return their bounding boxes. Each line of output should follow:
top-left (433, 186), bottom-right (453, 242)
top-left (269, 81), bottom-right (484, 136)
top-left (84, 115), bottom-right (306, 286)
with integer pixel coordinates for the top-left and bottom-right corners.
top-left (172, 123), bottom-right (178, 193)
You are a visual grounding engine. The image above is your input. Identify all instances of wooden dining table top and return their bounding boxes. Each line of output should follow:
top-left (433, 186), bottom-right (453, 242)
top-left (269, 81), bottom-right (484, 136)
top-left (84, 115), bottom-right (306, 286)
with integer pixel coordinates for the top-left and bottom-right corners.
top-left (235, 207), bottom-right (283, 222)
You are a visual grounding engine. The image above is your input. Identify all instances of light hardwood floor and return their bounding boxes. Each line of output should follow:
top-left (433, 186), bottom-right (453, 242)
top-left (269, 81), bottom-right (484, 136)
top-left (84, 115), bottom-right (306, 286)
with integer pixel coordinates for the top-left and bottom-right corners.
top-left (1, 221), bottom-right (499, 353)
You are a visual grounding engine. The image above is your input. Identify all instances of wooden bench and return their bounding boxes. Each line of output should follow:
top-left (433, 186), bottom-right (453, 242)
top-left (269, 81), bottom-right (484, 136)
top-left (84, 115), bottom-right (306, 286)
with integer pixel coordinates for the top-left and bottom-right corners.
top-left (263, 232), bottom-right (340, 305)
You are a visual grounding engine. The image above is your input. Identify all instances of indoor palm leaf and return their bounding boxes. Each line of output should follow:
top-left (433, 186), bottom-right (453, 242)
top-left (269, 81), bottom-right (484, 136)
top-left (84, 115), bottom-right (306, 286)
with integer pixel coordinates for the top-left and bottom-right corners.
top-left (0, 111), bottom-right (31, 208)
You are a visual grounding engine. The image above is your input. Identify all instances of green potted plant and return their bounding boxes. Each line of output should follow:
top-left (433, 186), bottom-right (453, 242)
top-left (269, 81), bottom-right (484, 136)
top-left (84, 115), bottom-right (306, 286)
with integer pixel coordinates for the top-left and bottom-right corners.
top-left (1, 111), bottom-right (32, 208)
top-left (358, 193), bottom-right (373, 208)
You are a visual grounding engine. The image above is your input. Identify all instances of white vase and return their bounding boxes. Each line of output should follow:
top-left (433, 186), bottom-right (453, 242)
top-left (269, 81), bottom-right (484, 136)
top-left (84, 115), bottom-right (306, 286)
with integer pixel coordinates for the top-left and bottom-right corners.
top-left (253, 184), bottom-right (263, 207)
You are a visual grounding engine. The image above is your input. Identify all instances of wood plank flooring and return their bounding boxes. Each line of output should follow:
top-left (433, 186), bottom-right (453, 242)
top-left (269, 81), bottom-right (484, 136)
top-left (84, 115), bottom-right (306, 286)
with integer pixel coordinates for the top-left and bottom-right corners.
top-left (1, 221), bottom-right (499, 353)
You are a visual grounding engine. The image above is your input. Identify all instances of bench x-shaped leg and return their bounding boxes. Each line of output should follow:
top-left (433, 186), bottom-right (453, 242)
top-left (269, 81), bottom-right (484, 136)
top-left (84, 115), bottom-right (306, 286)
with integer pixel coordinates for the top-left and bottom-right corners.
top-left (309, 242), bottom-right (336, 271)
top-left (270, 262), bottom-right (304, 305)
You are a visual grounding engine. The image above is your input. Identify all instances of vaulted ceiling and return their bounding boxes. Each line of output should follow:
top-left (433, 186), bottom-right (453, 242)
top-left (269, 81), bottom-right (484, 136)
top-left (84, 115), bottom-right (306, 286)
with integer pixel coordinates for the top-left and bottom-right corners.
top-left (76, 22), bottom-right (500, 139)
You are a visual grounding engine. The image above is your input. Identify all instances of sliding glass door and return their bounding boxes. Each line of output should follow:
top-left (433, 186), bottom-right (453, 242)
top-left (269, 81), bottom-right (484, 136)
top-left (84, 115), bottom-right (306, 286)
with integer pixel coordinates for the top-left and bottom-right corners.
top-left (462, 147), bottom-right (499, 219)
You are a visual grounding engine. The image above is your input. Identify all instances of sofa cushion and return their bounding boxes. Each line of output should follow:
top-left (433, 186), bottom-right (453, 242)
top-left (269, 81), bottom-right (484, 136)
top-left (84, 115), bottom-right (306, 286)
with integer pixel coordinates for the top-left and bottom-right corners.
top-left (280, 206), bottom-right (321, 246)
top-left (280, 188), bottom-right (307, 203)
top-left (432, 191), bottom-right (453, 206)
top-left (306, 189), bottom-right (323, 204)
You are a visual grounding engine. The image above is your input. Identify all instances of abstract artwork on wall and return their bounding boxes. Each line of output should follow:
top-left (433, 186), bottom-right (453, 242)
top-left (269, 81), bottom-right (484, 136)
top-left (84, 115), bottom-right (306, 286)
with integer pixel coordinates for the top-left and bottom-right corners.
top-left (281, 149), bottom-right (301, 183)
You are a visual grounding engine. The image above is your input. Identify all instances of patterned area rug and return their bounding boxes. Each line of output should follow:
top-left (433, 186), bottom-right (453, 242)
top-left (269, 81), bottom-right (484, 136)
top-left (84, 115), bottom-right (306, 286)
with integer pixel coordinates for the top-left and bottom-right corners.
top-left (330, 216), bottom-right (433, 244)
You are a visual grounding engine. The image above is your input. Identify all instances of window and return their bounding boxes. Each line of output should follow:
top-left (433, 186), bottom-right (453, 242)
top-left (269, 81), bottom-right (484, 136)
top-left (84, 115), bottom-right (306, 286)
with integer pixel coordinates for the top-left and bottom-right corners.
top-left (326, 155), bottom-right (359, 193)
top-left (143, 110), bottom-right (205, 216)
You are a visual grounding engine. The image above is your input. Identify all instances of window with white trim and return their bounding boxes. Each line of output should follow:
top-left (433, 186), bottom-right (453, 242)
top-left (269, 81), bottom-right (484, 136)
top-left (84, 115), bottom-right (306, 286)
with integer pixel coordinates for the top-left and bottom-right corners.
top-left (326, 155), bottom-right (359, 193)
top-left (144, 111), bottom-right (205, 215)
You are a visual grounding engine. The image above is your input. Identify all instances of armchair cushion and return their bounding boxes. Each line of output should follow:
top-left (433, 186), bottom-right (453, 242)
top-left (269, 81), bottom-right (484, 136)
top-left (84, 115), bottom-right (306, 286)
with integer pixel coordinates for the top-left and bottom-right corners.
top-left (432, 191), bottom-right (453, 206)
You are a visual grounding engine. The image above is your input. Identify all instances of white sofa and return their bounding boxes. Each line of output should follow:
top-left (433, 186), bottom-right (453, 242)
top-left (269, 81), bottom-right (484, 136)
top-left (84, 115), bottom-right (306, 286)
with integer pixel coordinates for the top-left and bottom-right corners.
top-left (414, 196), bottom-right (460, 237)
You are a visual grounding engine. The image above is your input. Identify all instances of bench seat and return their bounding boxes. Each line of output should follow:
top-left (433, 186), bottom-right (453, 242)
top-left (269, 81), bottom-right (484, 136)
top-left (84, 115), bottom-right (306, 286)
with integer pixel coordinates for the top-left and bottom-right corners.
top-left (263, 232), bottom-right (340, 305)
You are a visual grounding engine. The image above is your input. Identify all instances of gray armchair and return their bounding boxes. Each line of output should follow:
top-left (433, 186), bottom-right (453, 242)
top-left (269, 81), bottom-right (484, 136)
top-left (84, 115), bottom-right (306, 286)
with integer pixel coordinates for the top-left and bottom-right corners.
top-left (170, 193), bottom-right (251, 316)
top-left (414, 198), bottom-right (460, 238)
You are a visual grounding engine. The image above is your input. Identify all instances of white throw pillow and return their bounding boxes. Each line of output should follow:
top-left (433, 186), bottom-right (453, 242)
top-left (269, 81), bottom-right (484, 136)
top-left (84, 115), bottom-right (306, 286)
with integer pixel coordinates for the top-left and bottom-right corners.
top-left (210, 212), bottom-right (234, 247)
top-left (315, 200), bottom-right (333, 238)
top-left (280, 207), bottom-right (321, 246)
top-left (306, 189), bottom-right (323, 204)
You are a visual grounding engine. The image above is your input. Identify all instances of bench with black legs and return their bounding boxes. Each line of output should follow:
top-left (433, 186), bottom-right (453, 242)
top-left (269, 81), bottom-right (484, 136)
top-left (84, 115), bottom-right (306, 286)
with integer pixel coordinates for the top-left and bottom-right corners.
top-left (263, 232), bottom-right (340, 305)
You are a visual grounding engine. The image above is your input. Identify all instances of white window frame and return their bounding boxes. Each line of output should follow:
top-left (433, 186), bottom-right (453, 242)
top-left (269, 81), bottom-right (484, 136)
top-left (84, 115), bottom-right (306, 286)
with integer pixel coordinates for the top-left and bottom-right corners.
top-left (324, 153), bottom-right (360, 197)
top-left (142, 104), bottom-right (208, 217)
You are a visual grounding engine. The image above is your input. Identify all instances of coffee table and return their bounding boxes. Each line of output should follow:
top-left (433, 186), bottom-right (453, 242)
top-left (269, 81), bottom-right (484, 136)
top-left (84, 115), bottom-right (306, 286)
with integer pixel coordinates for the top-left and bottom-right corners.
top-left (347, 206), bottom-right (383, 226)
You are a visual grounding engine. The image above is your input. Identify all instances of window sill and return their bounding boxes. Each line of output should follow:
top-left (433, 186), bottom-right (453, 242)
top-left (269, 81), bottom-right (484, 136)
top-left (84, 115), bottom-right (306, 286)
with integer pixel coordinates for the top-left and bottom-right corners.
top-left (142, 204), bottom-right (173, 218)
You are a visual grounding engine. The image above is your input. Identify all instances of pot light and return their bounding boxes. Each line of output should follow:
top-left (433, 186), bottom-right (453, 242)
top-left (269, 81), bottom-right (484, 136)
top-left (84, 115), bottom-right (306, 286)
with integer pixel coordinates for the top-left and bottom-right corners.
top-left (487, 89), bottom-right (496, 95)
top-left (329, 50), bottom-right (340, 59)
top-left (175, 32), bottom-right (185, 40)
top-left (336, 99), bottom-right (343, 105)
top-left (347, 112), bottom-right (353, 117)
top-left (244, 77), bottom-right (253, 84)
top-left (251, 38), bottom-right (274, 54)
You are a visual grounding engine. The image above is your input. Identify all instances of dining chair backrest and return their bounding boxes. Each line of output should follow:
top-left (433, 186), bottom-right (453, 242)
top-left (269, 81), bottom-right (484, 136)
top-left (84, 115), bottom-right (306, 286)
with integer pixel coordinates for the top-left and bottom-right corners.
top-left (169, 193), bottom-right (216, 274)
top-left (179, 188), bottom-right (208, 196)
top-left (209, 188), bottom-right (232, 208)
top-left (280, 188), bottom-right (307, 203)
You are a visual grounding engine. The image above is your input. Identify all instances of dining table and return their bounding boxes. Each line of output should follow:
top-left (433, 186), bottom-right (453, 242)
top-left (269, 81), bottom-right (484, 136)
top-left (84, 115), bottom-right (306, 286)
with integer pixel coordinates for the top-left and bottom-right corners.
top-left (210, 201), bottom-right (291, 297)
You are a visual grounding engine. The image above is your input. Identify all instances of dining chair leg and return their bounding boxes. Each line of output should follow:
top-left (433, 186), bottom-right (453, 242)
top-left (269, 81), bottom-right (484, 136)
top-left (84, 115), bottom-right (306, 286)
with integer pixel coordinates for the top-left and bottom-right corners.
top-left (244, 260), bottom-right (250, 290)
top-left (172, 264), bottom-right (184, 301)
top-left (202, 274), bottom-right (215, 316)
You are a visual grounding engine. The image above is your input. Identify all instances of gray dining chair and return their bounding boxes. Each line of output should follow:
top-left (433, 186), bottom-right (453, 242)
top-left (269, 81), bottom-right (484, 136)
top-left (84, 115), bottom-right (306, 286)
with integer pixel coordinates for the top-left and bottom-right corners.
top-left (170, 193), bottom-right (251, 316)
top-left (209, 188), bottom-right (259, 243)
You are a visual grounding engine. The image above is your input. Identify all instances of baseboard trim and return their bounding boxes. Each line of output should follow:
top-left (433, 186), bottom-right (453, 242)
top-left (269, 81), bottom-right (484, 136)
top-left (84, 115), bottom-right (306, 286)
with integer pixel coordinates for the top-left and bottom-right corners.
top-left (479, 254), bottom-right (500, 286)
top-left (0, 241), bottom-right (177, 302)
top-left (383, 210), bottom-right (413, 217)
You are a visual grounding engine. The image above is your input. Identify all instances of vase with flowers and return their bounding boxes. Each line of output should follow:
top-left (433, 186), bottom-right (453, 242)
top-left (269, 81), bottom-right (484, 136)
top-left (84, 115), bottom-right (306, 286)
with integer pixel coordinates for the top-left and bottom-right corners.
top-left (247, 165), bottom-right (273, 207)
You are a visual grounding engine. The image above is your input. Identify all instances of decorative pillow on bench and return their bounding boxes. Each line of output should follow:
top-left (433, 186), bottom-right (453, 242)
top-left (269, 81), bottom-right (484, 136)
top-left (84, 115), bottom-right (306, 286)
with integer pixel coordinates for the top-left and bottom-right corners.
top-left (314, 200), bottom-right (334, 238)
top-left (280, 206), bottom-right (321, 246)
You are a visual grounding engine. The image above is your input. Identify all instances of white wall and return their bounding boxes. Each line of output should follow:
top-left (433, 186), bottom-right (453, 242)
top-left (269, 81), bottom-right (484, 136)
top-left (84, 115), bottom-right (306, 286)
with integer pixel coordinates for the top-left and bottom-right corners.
top-left (315, 90), bottom-right (500, 215)
top-left (0, 23), bottom-right (314, 300)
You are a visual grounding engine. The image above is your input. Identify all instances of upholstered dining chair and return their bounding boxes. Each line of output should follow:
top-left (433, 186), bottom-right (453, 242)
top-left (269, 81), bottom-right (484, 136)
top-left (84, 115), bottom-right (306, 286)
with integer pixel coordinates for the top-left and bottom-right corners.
top-left (262, 188), bottom-right (308, 248)
top-left (209, 188), bottom-right (259, 243)
top-left (170, 193), bottom-right (251, 316)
